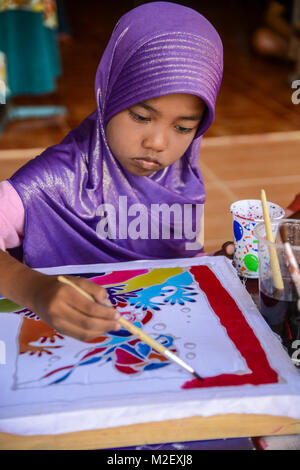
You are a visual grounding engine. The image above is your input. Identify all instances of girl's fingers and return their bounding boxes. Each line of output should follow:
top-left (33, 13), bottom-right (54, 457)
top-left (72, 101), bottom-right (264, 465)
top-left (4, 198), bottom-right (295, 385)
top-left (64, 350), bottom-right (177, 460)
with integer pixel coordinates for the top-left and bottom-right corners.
top-left (69, 295), bottom-right (119, 322)
top-left (49, 303), bottom-right (120, 342)
top-left (74, 276), bottom-right (110, 303)
top-left (59, 277), bottom-right (119, 321)
top-left (213, 241), bottom-right (234, 258)
top-left (223, 241), bottom-right (234, 256)
top-left (81, 279), bottom-right (112, 306)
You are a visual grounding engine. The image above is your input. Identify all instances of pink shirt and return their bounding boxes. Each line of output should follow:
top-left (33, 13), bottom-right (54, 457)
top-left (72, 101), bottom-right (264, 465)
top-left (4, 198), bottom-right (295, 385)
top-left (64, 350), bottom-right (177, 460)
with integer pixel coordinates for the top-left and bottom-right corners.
top-left (0, 181), bottom-right (25, 251)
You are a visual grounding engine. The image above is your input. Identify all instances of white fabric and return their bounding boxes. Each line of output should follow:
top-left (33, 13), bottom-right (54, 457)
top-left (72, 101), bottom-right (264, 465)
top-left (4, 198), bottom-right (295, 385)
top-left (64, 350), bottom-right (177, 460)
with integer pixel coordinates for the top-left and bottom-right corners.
top-left (0, 256), bottom-right (299, 436)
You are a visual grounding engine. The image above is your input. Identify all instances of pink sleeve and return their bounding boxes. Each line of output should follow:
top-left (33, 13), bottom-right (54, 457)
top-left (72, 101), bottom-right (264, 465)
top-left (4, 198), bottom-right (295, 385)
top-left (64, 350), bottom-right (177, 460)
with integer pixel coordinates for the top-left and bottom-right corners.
top-left (0, 181), bottom-right (25, 250)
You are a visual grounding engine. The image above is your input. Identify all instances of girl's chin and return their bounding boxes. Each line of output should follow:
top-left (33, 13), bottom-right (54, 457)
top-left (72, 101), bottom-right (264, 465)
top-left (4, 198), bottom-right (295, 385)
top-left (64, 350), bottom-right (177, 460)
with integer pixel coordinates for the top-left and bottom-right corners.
top-left (126, 160), bottom-right (160, 176)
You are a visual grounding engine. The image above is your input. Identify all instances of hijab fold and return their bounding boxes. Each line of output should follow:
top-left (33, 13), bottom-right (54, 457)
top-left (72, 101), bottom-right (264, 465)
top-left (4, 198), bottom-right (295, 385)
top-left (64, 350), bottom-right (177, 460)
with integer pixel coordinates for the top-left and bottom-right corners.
top-left (9, 2), bottom-right (223, 268)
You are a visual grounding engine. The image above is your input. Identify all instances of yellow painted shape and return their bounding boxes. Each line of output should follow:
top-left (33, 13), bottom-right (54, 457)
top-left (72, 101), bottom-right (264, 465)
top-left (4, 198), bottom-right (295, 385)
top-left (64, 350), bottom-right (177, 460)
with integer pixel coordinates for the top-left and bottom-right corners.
top-left (105, 268), bottom-right (184, 293)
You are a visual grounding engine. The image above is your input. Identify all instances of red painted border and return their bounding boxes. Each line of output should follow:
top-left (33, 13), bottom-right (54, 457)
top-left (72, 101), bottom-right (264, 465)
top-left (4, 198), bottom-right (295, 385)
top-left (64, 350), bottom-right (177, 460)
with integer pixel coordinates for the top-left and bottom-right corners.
top-left (182, 265), bottom-right (278, 389)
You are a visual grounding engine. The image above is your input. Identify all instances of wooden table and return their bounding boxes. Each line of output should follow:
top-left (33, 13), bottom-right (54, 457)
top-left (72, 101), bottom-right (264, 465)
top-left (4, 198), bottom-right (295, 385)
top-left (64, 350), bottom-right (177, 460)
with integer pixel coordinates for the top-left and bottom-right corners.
top-left (1, 413), bottom-right (299, 450)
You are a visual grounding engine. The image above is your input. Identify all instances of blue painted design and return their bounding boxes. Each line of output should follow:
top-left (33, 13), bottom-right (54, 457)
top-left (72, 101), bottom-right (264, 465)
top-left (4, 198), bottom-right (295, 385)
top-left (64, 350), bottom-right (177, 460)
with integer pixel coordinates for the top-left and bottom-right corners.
top-left (233, 220), bottom-right (243, 241)
top-left (45, 331), bottom-right (175, 384)
top-left (126, 272), bottom-right (197, 310)
top-left (106, 284), bottom-right (143, 306)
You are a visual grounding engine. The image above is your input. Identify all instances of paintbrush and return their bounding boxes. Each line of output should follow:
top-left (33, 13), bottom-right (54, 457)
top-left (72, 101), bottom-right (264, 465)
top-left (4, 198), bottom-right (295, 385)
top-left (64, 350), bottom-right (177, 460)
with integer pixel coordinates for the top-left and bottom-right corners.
top-left (261, 189), bottom-right (284, 291)
top-left (279, 224), bottom-right (300, 311)
top-left (58, 275), bottom-right (203, 380)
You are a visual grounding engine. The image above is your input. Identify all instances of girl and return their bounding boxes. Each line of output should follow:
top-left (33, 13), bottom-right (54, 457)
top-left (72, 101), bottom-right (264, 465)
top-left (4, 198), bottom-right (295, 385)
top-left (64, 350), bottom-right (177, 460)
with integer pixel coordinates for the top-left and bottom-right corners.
top-left (0, 1), bottom-right (223, 341)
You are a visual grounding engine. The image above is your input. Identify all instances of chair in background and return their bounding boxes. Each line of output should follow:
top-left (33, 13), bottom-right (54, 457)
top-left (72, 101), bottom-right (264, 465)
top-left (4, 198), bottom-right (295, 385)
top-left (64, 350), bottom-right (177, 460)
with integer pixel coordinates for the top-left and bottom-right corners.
top-left (0, 2), bottom-right (67, 134)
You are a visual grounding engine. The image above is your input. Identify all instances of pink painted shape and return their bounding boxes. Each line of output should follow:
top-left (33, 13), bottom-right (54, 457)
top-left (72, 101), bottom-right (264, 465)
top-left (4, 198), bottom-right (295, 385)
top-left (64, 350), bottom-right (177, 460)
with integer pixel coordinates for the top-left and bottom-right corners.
top-left (91, 269), bottom-right (149, 286)
top-left (115, 347), bottom-right (144, 365)
top-left (115, 364), bottom-right (137, 374)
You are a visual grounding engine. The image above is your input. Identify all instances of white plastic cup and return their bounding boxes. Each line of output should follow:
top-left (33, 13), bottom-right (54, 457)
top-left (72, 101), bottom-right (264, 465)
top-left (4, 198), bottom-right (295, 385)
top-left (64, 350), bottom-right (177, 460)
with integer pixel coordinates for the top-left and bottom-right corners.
top-left (230, 199), bottom-right (284, 278)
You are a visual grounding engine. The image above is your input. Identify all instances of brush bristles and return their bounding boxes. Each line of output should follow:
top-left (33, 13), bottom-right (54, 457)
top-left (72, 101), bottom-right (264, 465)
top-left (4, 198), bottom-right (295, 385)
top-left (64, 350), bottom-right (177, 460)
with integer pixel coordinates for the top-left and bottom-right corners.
top-left (193, 371), bottom-right (204, 381)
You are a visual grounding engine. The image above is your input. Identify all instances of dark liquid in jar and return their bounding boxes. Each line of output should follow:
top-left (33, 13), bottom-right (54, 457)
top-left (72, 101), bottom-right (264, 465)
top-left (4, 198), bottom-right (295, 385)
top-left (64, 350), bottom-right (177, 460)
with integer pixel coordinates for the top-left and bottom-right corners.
top-left (259, 290), bottom-right (300, 367)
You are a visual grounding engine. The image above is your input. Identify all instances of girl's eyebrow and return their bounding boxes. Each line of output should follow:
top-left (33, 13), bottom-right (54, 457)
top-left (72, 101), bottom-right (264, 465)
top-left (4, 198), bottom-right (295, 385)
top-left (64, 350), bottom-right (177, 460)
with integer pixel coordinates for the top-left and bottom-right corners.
top-left (137, 102), bottom-right (157, 113)
top-left (136, 102), bottom-right (203, 121)
top-left (177, 114), bottom-right (203, 121)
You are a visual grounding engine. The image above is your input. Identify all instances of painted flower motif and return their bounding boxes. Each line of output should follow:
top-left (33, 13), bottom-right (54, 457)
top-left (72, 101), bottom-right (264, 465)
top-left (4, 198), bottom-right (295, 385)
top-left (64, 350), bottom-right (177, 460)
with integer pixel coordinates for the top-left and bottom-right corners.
top-left (106, 284), bottom-right (143, 306)
top-left (126, 271), bottom-right (198, 310)
top-left (6, 269), bottom-right (197, 385)
top-left (15, 307), bottom-right (40, 321)
top-left (127, 287), bottom-right (166, 311)
top-left (113, 335), bottom-right (176, 374)
top-left (40, 309), bottom-right (177, 384)
top-left (162, 286), bottom-right (198, 305)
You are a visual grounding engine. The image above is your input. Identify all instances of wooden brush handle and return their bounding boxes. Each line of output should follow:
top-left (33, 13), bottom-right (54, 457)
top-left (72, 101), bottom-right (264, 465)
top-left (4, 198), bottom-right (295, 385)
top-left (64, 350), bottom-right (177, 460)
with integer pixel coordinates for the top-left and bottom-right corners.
top-left (58, 276), bottom-right (167, 356)
top-left (118, 316), bottom-right (167, 356)
top-left (261, 190), bottom-right (284, 290)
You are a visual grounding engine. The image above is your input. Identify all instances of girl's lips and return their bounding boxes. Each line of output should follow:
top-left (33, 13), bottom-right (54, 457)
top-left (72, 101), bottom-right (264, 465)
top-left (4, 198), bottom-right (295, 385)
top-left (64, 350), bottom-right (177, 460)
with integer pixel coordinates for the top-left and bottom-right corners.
top-left (133, 158), bottom-right (161, 170)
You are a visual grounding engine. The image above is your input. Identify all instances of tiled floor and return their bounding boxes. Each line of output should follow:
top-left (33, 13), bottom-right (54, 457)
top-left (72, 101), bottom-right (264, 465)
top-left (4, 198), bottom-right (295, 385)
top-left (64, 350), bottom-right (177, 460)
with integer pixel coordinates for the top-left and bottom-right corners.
top-left (201, 131), bottom-right (300, 251)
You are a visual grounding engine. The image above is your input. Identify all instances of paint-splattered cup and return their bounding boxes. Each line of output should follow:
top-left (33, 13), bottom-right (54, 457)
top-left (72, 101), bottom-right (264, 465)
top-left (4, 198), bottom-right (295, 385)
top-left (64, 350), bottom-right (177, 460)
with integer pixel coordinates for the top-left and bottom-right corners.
top-left (230, 199), bottom-right (284, 278)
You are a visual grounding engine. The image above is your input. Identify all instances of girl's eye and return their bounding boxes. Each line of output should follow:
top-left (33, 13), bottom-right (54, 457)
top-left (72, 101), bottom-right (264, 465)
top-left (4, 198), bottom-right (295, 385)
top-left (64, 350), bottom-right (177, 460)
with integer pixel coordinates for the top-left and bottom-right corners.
top-left (175, 125), bottom-right (194, 134)
top-left (129, 110), bottom-right (150, 122)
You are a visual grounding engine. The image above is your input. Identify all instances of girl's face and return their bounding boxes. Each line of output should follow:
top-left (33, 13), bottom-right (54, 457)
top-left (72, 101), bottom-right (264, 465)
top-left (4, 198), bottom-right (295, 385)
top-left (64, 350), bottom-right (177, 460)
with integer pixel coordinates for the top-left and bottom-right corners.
top-left (106, 93), bottom-right (206, 176)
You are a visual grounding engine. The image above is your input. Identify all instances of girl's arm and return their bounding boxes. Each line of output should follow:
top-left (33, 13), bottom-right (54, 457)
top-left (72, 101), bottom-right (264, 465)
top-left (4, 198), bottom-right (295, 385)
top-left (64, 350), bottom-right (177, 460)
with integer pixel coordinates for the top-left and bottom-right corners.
top-left (0, 249), bottom-right (120, 341)
top-left (0, 181), bottom-right (120, 341)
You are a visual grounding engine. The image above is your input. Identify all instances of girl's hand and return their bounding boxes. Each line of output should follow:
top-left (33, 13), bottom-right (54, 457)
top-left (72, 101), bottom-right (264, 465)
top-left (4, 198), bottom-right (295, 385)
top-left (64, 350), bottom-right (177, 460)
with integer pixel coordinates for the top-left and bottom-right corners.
top-left (195, 241), bottom-right (234, 259)
top-left (213, 241), bottom-right (234, 258)
top-left (28, 274), bottom-right (120, 342)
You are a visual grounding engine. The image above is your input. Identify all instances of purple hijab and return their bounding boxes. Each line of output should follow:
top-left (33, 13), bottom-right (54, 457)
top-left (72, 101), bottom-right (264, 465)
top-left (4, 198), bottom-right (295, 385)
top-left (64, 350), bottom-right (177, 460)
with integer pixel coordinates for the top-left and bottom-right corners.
top-left (9, 2), bottom-right (223, 268)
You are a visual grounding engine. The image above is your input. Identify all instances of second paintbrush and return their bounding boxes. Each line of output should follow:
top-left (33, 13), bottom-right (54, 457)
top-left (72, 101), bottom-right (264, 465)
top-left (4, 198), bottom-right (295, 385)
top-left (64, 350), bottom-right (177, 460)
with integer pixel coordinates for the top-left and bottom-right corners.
top-left (58, 275), bottom-right (203, 381)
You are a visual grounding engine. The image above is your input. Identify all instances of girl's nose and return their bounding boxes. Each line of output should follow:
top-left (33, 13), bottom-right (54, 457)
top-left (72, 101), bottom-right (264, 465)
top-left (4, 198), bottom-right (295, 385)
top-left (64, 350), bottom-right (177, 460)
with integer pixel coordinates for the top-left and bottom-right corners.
top-left (142, 128), bottom-right (168, 153)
